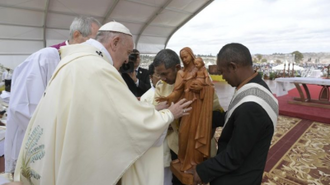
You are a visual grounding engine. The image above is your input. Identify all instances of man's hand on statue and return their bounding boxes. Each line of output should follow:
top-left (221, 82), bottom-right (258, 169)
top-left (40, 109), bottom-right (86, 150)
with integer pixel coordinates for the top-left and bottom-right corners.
top-left (155, 96), bottom-right (168, 103)
top-left (155, 101), bottom-right (169, 111)
top-left (168, 98), bottom-right (192, 119)
top-left (185, 165), bottom-right (203, 185)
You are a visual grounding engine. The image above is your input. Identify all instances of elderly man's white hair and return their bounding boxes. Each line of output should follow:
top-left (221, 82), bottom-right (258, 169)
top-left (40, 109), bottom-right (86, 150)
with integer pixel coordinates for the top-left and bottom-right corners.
top-left (69, 16), bottom-right (101, 39)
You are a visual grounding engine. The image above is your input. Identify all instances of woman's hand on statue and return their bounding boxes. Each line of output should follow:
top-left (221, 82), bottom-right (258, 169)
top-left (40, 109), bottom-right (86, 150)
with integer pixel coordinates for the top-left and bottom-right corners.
top-left (168, 98), bottom-right (192, 119)
top-left (155, 101), bottom-right (169, 111)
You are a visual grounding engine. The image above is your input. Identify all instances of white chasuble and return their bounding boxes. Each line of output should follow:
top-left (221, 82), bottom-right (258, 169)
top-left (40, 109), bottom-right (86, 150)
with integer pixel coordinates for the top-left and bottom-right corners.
top-left (14, 42), bottom-right (174, 185)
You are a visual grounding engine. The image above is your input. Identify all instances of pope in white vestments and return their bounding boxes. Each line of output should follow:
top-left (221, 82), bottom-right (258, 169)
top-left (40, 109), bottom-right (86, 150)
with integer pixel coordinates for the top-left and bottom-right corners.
top-left (14, 22), bottom-right (191, 185)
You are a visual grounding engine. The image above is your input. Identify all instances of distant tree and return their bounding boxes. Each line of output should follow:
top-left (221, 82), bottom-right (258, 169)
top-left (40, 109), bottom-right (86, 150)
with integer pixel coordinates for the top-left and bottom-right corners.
top-left (261, 58), bottom-right (267, 63)
top-left (253, 57), bottom-right (259, 63)
top-left (276, 59), bottom-right (281, 64)
top-left (255, 54), bottom-right (263, 61)
top-left (292, 51), bottom-right (303, 63)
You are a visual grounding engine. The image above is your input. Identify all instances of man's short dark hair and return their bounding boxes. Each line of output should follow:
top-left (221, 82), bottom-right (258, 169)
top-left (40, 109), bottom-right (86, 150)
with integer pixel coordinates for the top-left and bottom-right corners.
top-left (153, 49), bottom-right (180, 69)
top-left (217, 43), bottom-right (252, 67)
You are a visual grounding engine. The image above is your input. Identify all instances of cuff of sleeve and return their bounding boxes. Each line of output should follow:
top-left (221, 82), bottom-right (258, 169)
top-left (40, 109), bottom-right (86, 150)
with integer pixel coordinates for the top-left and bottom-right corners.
top-left (196, 161), bottom-right (210, 183)
top-left (159, 109), bottom-right (174, 124)
top-left (135, 78), bottom-right (139, 86)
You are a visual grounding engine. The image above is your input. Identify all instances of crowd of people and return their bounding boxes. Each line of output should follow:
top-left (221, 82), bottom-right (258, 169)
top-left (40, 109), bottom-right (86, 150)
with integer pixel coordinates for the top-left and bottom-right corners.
top-left (1, 16), bottom-right (278, 185)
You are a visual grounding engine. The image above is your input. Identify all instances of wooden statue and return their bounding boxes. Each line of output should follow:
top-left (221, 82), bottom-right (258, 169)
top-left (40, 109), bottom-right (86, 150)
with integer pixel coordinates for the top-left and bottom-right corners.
top-left (193, 57), bottom-right (213, 86)
top-left (157, 47), bottom-right (214, 184)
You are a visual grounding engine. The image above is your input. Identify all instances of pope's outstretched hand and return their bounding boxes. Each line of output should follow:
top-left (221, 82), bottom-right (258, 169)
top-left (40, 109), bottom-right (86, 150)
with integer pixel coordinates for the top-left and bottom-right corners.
top-left (167, 98), bottom-right (192, 119)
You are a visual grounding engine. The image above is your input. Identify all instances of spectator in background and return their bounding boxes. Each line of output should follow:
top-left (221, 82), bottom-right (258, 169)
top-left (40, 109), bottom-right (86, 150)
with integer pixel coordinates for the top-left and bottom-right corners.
top-left (140, 63), bottom-right (161, 103)
top-left (122, 49), bottom-right (151, 97)
top-left (2, 68), bottom-right (12, 87)
top-left (0, 82), bottom-right (11, 105)
top-left (133, 49), bottom-right (151, 96)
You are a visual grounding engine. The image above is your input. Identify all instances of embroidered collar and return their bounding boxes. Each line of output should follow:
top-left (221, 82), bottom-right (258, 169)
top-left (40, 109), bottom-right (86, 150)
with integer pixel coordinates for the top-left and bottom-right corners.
top-left (236, 71), bottom-right (258, 90)
top-left (84, 39), bottom-right (113, 65)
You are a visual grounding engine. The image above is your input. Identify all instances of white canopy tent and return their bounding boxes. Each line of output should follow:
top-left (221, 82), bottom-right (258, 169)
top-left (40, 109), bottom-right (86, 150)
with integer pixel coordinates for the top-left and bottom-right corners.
top-left (272, 63), bottom-right (305, 71)
top-left (0, 0), bottom-right (213, 69)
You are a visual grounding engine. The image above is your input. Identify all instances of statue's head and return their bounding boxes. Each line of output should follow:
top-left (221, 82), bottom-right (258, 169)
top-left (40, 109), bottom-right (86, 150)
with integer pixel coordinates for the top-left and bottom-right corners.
top-left (194, 57), bottom-right (205, 69)
top-left (180, 47), bottom-right (195, 67)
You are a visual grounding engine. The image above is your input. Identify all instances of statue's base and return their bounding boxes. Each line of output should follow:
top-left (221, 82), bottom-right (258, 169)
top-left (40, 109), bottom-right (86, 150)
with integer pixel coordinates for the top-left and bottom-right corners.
top-left (170, 162), bottom-right (193, 185)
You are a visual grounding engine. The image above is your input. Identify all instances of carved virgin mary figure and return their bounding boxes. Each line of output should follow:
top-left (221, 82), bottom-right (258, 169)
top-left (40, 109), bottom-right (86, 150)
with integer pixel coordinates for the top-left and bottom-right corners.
top-left (158, 47), bottom-right (214, 172)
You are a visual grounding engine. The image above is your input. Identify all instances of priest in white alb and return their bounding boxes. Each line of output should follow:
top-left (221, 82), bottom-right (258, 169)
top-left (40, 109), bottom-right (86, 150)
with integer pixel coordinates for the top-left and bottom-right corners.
top-left (5, 16), bottom-right (101, 174)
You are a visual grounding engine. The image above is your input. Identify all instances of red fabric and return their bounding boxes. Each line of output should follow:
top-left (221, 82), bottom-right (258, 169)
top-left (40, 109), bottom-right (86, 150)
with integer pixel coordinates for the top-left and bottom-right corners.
top-left (50, 41), bottom-right (67, 50)
top-left (275, 84), bottom-right (330, 124)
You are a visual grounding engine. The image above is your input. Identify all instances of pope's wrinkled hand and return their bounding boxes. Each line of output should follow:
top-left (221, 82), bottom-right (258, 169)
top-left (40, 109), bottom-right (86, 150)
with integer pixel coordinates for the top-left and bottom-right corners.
top-left (167, 98), bottom-right (192, 119)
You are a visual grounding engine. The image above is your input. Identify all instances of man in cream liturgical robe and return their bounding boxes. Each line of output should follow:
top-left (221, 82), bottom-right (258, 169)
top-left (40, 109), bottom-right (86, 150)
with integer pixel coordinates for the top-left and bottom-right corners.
top-left (14, 35), bottom-right (188, 184)
top-left (130, 73), bottom-right (172, 185)
top-left (125, 85), bottom-right (167, 185)
top-left (5, 47), bottom-right (60, 172)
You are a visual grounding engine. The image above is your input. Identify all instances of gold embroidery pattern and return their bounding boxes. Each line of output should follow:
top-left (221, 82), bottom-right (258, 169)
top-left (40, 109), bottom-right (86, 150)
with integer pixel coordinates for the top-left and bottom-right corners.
top-left (263, 121), bottom-right (330, 184)
top-left (270, 116), bottom-right (301, 147)
top-left (21, 125), bottom-right (45, 185)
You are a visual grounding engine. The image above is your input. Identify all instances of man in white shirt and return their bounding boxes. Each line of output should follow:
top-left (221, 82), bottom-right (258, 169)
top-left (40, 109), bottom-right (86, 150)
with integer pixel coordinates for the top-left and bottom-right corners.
top-left (2, 68), bottom-right (11, 82)
top-left (0, 84), bottom-right (11, 105)
top-left (2, 68), bottom-right (12, 88)
top-left (122, 49), bottom-right (151, 97)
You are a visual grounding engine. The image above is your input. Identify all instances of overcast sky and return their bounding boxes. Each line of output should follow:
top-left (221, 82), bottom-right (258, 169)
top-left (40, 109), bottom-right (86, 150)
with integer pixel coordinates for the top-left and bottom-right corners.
top-left (167, 0), bottom-right (330, 56)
